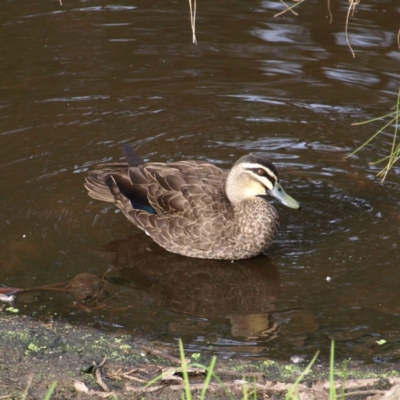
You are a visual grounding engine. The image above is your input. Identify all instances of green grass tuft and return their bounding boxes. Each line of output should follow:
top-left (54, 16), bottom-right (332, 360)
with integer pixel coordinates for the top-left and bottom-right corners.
top-left (348, 86), bottom-right (400, 181)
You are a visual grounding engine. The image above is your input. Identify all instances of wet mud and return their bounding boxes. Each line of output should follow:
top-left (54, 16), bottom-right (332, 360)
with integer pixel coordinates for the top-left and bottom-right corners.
top-left (1, 313), bottom-right (399, 399)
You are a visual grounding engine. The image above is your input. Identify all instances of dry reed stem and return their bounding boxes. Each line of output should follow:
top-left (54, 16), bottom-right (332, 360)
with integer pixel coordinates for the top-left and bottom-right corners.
top-left (188, 0), bottom-right (197, 44)
top-left (327, 0), bottom-right (332, 24)
top-left (377, 89), bottom-right (400, 181)
top-left (20, 375), bottom-right (33, 400)
top-left (397, 27), bottom-right (400, 49)
top-left (279, 0), bottom-right (299, 16)
top-left (274, 0), bottom-right (305, 18)
top-left (345, 0), bottom-right (360, 58)
top-left (274, 0), bottom-right (332, 21)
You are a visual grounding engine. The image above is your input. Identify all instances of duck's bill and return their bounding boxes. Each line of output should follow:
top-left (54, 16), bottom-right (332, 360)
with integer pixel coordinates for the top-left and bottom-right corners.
top-left (270, 182), bottom-right (300, 209)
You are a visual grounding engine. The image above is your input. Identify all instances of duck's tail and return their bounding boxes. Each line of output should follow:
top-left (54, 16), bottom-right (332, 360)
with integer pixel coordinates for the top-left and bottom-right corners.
top-left (85, 170), bottom-right (115, 203)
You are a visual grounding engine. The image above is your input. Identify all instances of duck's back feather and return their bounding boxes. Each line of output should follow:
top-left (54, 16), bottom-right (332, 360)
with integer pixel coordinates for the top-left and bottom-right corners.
top-left (85, 159), bottom-right (233, 224)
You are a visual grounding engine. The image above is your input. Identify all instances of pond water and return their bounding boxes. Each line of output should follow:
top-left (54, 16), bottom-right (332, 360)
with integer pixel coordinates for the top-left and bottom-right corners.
top-left (1, 0), bottom-right (400, 364)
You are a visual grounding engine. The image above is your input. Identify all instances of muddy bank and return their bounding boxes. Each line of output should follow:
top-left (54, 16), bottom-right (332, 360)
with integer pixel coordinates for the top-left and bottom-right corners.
top-left (0, 313), bottom-right (399, 399)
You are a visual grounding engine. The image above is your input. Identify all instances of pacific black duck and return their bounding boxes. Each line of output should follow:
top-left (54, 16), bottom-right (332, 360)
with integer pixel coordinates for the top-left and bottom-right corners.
top-left (85, 145), bottom-right (300, 260)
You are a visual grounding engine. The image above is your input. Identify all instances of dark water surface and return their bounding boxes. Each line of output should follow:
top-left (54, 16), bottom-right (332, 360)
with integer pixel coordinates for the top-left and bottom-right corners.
top-left (1, 0), bottom-right (400, 363)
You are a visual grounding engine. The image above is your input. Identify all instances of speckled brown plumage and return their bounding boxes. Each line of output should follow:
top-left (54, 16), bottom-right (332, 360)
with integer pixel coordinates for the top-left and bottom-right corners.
top-left (85, 146), bottom-right (299, 260)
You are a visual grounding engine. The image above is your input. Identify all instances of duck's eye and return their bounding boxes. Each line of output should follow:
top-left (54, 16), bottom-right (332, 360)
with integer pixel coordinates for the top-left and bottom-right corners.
top-left (256, 168), bottom-right (266, 176)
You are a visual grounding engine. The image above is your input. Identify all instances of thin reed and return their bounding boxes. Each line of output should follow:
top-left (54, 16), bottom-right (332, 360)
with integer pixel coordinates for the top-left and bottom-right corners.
top-left (348, 87), bottom-right (400, 181)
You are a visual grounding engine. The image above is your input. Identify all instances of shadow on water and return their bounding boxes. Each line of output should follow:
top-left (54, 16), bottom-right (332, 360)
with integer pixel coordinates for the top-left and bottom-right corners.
top-left (104, 236), bottom-right (281, 340)
top-left (13, 233), bottom-right (284, 357)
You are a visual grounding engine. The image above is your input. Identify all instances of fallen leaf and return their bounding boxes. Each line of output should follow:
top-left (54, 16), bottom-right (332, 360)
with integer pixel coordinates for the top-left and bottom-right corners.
top-left (74, 380), bottom-right (89, 393)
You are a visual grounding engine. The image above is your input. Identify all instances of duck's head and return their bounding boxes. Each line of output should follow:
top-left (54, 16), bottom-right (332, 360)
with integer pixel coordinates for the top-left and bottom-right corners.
top-left (226, 153), bottom-right (300, 209)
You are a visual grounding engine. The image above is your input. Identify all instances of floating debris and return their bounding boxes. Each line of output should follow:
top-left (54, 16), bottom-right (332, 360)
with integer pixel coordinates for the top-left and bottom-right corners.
top-left (0, 293), bottom-right (15, 303)
top-left (290, 355), bottom-right (306, 364)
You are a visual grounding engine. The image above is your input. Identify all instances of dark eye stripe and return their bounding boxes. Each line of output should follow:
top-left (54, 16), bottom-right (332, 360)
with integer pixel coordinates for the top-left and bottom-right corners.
top-left (247, 168), bottom-right (276, 185)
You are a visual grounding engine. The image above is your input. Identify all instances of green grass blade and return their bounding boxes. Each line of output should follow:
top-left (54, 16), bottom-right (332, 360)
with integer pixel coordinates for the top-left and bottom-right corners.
top-left (146, 368), bottom-right (175, 387)
top-left (285, 350), bottom-right (319, 400)
top-left (351, 111), bottom-right (396, 126)
top-left (190, 362), bottom-right (235, 400)
top-left (179, 339), bottom-right (192, 400)
top-left (199, 356), bottom-right (216, 400)
top-left (346, 116), bottom-right (397, 158)
top-left (329, 340), bottom-right (337, 400)
top-left (43, 381), bottom-right (57, 400)
top-left (341, 359), bottom-right (349, 400)
top-left (242, 377), bottom-right (248, 400)
top-left (370, 155), bottom-right (390, 165)
top-left (386, 87), bottom-right (400, 176)
top-left (348, 86), bottom-right (400, 180)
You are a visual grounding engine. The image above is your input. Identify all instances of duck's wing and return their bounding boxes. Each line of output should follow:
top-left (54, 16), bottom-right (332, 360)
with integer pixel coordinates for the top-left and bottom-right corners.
top-left (124, 161), bottom-right (233, 249)
top-left (130, 160), bottom-right (230, 218)
top-left (86, 158), bottom-right (235, 255)
top-left (85, 159), bottom-right (231, 219)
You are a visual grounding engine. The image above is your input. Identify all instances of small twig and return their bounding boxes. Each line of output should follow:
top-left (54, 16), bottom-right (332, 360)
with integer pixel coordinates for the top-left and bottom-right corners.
top-left (92, 267), bottom-right (114, 300)
top-left (215, 368), bottom-right (264, 379)
top-left (142, 346), bottom-right (184, 366)
top-left (274, 0), bottom-right (305, 18)
top-left (101, 266), bottom-right (114, 282)
top-left (0, 287), bottom-right (22, 295)
top-left (109, 367), bottom-right (148, 383)
top-left (22, 281), bottom-right (69, 293)
top-left (343, 389), bottom-right (387, 397)
top-left (95, 368), bottom-right (109, 392)
top-left (126, 384), bottom-right (163, 393)
top-left (92, 357), bottom-right (109, 392)
top-left (279, 0), bottom-right (298, 16)
top-left (167, 381), bottom-right (271, 392)
top-left (107, 367), bottom-right (126, 381)
top-left (123, 374), bottom-right (147, 383)
top-left (75, 299), bottom-right (132, 313)
top-left (73, 270), bottom-right (132, 312)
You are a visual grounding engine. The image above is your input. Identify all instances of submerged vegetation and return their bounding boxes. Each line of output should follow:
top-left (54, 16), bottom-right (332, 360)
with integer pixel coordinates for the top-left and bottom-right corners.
top-left (348, 87), bottom-right (400, 181)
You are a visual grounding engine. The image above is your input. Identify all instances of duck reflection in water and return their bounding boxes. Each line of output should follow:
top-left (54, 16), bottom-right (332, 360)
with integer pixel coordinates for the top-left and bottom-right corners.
top-left (101, 234), bottom-right (281, 341)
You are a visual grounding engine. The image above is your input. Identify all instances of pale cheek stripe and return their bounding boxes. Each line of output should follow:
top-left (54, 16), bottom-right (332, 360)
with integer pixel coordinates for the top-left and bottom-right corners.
top-left (258, 176), bottom-right (274, 191)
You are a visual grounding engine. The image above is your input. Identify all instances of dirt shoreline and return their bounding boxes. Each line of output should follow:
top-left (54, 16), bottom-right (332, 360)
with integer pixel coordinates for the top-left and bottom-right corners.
top-left (1, 313), bottom-right (399, 399)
